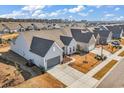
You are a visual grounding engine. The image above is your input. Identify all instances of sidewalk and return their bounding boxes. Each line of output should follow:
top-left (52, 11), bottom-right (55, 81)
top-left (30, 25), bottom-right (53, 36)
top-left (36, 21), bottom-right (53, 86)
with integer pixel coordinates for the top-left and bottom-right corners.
top-left (87, 46), bottom-right (124, 77)
top-left (47, 45), bottom-right (124, 88)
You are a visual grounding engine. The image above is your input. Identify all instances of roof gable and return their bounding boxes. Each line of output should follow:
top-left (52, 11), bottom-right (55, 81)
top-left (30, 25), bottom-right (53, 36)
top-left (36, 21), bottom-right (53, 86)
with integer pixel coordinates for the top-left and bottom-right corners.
top-left (93, 27), bottom-right (110, 38)
top-left (106, 25), bottom-right (122, 34)
top-left (71, 29), bottom-right (93, 43)
top-left (30, 36), bottom-right (54, 57)
top-left (60, 36), bottom-right (73, 46)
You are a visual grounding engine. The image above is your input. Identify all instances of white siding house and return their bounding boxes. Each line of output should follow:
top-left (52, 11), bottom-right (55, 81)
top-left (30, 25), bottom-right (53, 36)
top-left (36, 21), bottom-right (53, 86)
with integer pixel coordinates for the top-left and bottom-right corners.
top-left (11, 32), bottom-right (63, 70)
top-left (71, 29), bottom-right (96, 52)
top-left (60, 36), bottom-right (77, 55)
top-left (65, 39), bottom-right (77, 55)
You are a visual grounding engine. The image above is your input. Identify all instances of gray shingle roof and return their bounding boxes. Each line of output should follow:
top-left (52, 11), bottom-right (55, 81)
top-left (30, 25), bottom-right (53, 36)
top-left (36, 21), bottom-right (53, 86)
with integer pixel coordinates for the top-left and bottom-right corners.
top-left (30, 36), bottom-right (54, 57)
top-left (60, 36), bottom-right (73, 46)
top-left (93, 27), bottom-right (110, 38)
top-left (71, 29), bottom-right (93, 43)
top-left (106, 25), bottom-right (122, 34)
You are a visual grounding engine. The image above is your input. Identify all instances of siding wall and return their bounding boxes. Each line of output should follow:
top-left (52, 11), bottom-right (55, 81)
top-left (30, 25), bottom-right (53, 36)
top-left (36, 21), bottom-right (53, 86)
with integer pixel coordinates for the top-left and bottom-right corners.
top-left (11, 33), bottom-right (45, 68)
top-left (66, 39), bottom-right (77, 54)
top-left (45, 42), bottom-right (63, 69)
top-left (76, 35), bottom-right (96, 52)
top-left (88, 35), bottom-right (96, 51)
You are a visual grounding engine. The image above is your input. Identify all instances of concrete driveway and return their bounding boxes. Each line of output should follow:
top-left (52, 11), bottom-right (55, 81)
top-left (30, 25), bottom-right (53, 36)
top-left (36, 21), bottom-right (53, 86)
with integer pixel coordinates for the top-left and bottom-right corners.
top-left (47, 64), bottom-right (98, 88)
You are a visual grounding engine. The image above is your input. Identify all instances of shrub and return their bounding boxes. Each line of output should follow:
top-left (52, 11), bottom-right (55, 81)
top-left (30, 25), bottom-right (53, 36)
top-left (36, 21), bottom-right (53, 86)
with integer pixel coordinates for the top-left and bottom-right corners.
top-left (40, 67), bottom-right (46, 74)
top-left (0, 38), bottom-right (3, 44)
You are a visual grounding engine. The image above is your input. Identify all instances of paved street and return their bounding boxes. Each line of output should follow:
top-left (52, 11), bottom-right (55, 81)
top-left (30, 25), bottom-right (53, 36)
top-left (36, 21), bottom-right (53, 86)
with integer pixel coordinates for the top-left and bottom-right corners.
top-left (97, 59), bottom-right (124, 88)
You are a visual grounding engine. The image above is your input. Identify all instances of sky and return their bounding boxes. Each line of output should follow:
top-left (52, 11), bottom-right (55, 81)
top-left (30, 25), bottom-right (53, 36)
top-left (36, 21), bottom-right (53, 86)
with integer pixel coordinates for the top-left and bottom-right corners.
top-left (0, 5), bottom-right (124, 21)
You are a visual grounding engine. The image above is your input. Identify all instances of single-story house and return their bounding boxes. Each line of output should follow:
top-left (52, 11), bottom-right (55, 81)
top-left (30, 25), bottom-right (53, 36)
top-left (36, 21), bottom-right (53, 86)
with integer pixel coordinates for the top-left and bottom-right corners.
top-left (93, 27), bottom-right (112, 44)
top-left (0, 22), bottom-right (26, 33)
top-left (0, 23), bottom-right (11, 33)
top-left (31, 23), bottom-right (40, 30)
top-left (11, 29), bottom-right (77, 70)
top-left (60, 35), bottom-right (77, 55)
top-left (105, 25), bottom-right (123, 39)
top-left (71, 29), bottom-right (96, 52)
top-left (11, 31), bottom-right (63, 70)
top-left (118, 24), bottom-right (124, 36)
top-left (18, 24), bottom-right (26, 32)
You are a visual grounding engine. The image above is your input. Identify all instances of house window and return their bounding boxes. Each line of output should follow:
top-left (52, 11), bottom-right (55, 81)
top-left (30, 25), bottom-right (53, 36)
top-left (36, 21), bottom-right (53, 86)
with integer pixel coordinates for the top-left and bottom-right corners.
top-left (70, 47), bottom-right (71, 53)
top-left (62, 47), bottom-right (65, 51)
top-left (73, 46), bottom-right (75, 52)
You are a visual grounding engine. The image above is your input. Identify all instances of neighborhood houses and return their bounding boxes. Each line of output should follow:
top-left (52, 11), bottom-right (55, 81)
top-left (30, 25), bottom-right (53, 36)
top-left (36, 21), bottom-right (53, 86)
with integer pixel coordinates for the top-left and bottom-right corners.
top-left (1, 20), bottom-right (124, 88)
top-left (9, 22), bottom-right (124, 71)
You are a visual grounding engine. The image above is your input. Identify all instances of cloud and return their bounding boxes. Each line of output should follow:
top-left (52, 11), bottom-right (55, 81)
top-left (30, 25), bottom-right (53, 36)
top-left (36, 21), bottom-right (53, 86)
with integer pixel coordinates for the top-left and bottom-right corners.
top-left (88, 9), bottom-right (94, 13)
top-left (78, 9), bottom-right (94, 17)
top-left (69, 5), bottom-right (85, 13)
top-left (49, 12), bottom-right (58, 17)
top-left (32, 10), bottom-right (42, 17)
top-left (114, 7), bottom-right (120, 11)
top-left (78, 13), bottom-right (88, 17)
top-left (105, 14), bottom-right (114, 17)
top-left (22, 5), bottom-right (45, 12)
top-left (0, 5), bottom-right (47, 19)
top-left (95, 5), bottom-right (102, 8)
top-left (114, 16), bottom-right (124, 21)
top-left (0, 10), bottom-right (27, 18)
top-left (38, 14), bottom-right (46, 18)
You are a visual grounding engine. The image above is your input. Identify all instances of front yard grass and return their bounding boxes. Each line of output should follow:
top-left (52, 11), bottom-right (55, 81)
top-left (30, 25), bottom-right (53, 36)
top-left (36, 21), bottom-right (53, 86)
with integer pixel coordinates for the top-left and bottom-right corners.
top-left (93, 60), bottom-right (117, 80)
top-left (118, 51), bottom-right (124, 57)
top-left (68, 53), bottom-right (100, 74)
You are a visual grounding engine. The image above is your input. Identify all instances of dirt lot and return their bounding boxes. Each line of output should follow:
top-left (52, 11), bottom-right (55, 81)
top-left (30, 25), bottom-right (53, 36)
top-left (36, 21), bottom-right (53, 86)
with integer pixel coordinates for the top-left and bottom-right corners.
top-left (97, 44), bottom-right (120, 53)
top-left (15, 73), bottom-right (66, 88)
top-left (69, 53), bottom-right (100, 74)
top-left (0, 62), bottom-right (24, 88)
top-left (1, 33), bottom-right (19, 40)
top-left (93, 60), bottom-right (117, 80)
top-left (62, 56), bottom-right (72, 64)
top-left (0, 44), bottom-right (10, 53)
top-left (0, 51), bottom-right (43, 80)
